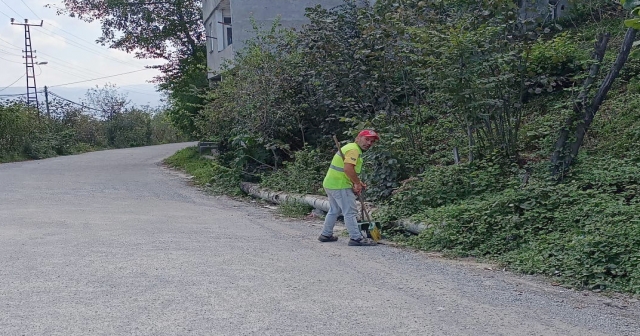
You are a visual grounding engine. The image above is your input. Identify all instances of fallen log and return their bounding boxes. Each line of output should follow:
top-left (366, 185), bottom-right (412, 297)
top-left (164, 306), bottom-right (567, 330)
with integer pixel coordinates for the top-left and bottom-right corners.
top-left (395, 219), bottom-right (429, 235)
top-left (240, 182), bottom-right (331, 212)
top-left (240, 182), bottom-right (429, 234)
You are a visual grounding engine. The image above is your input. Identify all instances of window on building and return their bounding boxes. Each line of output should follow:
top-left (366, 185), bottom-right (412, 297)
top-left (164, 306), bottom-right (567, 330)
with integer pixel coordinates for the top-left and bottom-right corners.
top-left (214, 10), bottom-right (232, 51)
top-left (208, 21), bottom-right (214, 52)
top-left (224, 17), bottom-right (232, 47)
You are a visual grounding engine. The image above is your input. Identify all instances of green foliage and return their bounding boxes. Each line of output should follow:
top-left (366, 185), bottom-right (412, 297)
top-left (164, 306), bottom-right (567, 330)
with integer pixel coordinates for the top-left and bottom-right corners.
top-left (164, 147), bottom-right (243, 196)
top-left (162, 46), bottom-right (209, 137)
top-left (106, 110), bottom-right (152, 148)
top-left (529, 32), bottom-right (585, 77)
top-left (261, 147), bottom-right (329, 194)
top-left (0, 103), bottom-right (37, 158)
top-left (182, 0), bottom-right (640, 295)
top-left (0, 95), bottom-right (186, 163)
top-left (278, 201), bottom-right (314, 218)
top-left (386, 157), bottom-right (640, 293)
top-left (589, 93), bottom-right (640, 159)
top-left (565, 0), bottom-right (623, 24)
top-left (150, 110), bottom-right (189, 144)
top-left (58, 0), bottom-right (205, 91)
top-left (379, 155), bottom-right (520, 221)
top-left (622, 0), bottom-right (640, 28)
top-left (360, 147), bottom-right (401, 201)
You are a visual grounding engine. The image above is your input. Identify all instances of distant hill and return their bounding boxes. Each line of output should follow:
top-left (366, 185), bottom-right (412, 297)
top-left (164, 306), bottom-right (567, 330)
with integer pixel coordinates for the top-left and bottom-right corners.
top-left (0, 84), bottom-right (164, 108)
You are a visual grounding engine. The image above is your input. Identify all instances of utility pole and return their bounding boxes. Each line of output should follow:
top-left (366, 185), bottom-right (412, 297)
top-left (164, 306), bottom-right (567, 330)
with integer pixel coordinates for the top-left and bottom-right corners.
top-left (11, 18), bottom-right (43, 114)
top-left (44, 86), bottom-right (50, 117)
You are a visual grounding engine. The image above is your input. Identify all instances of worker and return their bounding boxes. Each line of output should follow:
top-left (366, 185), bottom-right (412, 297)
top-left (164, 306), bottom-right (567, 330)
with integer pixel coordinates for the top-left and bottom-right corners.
top-left (318, 130), bottom-right (380, 246)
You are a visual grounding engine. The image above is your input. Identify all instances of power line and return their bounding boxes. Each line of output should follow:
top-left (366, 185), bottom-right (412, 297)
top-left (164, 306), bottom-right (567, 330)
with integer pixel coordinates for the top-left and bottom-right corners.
top-left (43, 63), bottom-right (99, 81)
top-left (0, 93), bottom-right (27, 97)
top-left (49, 69), bottom-right (152, 88)
top-left (19, 0), bottom-right (39, 19)
top-left (0, 37), bottom-right (22, 50)
top-left (0, 8), bottom-right (11, 19)
top-left (0, 48), bottom-right (22, 56)
top-left (46, 23), bottom-right (105, 50)
top-left (43, 23), bottom-right (143, 69)
top-left (0, 55), bottom-right (22, 63)
top-left (0, 91), bottom-right (41, 97)
top-left (36, 27), bottom-right (143, 69)
top-left (0, 74), bottom-right (26, 93)
top-left (0, 0), bottom-right (22, 18)
top-left (48, 91), bottom-right (103, 113)
top-left (32, 50), bottom-right (110, 78)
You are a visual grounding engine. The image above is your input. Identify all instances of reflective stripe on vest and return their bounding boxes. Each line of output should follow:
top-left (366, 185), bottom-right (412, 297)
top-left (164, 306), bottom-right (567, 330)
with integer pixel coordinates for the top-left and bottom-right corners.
top-left (330, 164), bottom-right (344, 172)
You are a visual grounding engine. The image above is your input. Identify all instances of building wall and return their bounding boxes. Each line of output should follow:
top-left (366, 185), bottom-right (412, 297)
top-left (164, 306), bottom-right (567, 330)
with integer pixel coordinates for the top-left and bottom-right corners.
top-left (203, 0), bottom-right (374, 80)
top-left (231, 0), bottom-right (347, 53)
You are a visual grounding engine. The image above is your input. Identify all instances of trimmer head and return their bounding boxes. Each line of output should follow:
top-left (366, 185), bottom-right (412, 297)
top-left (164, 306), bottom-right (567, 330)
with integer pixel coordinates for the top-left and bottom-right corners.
top-left (358, 221), bottom-right (382, 240)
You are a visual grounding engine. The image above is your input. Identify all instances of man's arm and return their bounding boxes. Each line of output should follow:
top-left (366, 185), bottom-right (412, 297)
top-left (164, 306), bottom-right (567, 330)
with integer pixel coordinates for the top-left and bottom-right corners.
top-left (344, 163), bottom-right (366, 194)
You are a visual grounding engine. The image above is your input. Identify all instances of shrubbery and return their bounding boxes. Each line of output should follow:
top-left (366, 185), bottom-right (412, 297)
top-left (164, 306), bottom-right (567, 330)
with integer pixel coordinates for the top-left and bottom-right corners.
top-left (0, 97), bottom-right (187, 162)
top-left (388, 157), bottom-right (639, 293)
top-left (184, 0), bottom-right (640, 294)
top-left (260, 147), bottom-right (329, 195)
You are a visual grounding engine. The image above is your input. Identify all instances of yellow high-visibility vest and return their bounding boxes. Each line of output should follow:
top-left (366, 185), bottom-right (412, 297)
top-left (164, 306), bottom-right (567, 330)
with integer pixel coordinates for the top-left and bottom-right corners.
top-left (323, 142), bottom-right (363, 189)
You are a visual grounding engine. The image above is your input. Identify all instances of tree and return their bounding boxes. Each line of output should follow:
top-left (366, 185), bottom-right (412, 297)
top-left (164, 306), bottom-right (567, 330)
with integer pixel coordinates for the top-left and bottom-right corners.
top-left (550, 0), bottom-right (638, 178)
top-left (84, 83), bottom-right (131, 120)
top-left (55, 1), bottom-right (209, 136)
top-left (55, 0), bottom-right (204, 79)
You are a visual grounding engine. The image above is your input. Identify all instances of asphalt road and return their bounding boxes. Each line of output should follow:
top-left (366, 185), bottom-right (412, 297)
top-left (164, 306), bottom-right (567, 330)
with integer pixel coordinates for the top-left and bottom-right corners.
top-left (1, 143), bottom-right (639, 336)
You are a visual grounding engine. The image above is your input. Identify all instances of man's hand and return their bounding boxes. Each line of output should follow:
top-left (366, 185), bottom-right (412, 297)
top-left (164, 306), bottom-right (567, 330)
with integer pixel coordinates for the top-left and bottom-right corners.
top-left (352, 182), bottom-right (366, 195)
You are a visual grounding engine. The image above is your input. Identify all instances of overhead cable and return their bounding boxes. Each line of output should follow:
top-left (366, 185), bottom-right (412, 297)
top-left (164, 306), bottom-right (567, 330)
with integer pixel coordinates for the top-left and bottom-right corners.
top-left (42, 23), bottom-right (143, 69)
top-left (0, 48), bottom-right (22, 56)
top-left (0, 74), bottom-right (26, 93)
top-left (0, 0), bottom-right (22, 18)
top-left (0, 55), bottom-right (22, 63)
top-left (49, 69), bottom-right (152, 88)
top-left (37, 28), bottom-right (143, 69)
top-left (0, 8), bottom-right (11, 19)
top-left (0, 91), bottom-right (41, 97)
top-left (48, 91), bottom-right (103, 113)
top-left (0, 37), bottom-right (22, 50)
top-left (19, 0), bottom-right (39, 19)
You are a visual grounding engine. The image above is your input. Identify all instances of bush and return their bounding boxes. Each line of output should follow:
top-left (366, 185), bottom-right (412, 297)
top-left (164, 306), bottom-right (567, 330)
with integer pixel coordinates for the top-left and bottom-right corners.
top-left (380, 155), bottom-right (521, 221)
top-left (164, 147), bottom-right (243, 195)
top-left (529, 32), bottom-right (584, 76)
top-left (393, 158), bottom-right (640, 293)
top-left (260, 146), bottom-right (329, 194)
top-left (0, 103), bottom-right (37, 156)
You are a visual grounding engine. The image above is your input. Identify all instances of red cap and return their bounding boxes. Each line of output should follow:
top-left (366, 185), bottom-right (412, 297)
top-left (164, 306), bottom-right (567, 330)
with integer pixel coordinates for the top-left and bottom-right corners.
top-left (358, 129), bottom-right (380, 140)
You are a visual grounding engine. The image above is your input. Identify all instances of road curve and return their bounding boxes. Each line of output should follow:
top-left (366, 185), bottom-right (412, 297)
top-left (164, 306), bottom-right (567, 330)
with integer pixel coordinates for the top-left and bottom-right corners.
top-left (0, 143), bottom-right (638, 336)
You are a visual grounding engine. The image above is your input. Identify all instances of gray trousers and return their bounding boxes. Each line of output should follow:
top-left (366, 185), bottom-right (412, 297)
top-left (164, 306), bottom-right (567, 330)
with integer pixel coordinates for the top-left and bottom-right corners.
top-left (321, 188), bottom-right (362, 240)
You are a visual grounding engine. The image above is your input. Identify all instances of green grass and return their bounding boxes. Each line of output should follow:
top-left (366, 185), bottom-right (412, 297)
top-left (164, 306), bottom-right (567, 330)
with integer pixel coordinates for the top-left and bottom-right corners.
top-left (278, 201), bottom-right (314, 218)
top-left (164, 146), bottom-right (243, 196)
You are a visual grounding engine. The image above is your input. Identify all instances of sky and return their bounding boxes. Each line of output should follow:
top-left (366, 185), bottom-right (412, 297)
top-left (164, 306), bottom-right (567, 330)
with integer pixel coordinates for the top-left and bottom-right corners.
top-left (0, 0), bottom-right (166, 101)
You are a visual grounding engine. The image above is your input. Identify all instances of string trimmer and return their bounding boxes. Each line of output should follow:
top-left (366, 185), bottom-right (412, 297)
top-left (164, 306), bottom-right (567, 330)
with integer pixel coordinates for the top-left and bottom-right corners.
top-left (358, 192), bottom-right (382, 242)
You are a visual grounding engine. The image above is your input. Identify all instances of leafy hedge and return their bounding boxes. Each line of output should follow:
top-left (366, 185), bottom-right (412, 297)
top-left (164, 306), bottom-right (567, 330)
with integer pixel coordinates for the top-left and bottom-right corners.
top-left (0, 99), bottom-right (186, 162)
top-left (391, 158), bottom-right (640, 293)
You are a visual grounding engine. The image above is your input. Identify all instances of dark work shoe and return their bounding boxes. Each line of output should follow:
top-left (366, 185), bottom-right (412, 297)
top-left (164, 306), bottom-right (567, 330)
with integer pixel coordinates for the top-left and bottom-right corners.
top-left (318, 235), bottom-right (338, 242)
top-left (348, 238), bottom-right (377, 246)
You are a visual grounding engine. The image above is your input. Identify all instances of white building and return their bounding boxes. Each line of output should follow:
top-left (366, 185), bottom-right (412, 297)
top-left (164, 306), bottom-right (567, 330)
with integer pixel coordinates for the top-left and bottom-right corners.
top-left (202, 0), bottom-right (374, 81)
